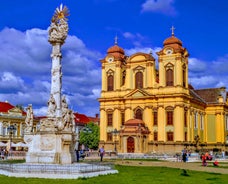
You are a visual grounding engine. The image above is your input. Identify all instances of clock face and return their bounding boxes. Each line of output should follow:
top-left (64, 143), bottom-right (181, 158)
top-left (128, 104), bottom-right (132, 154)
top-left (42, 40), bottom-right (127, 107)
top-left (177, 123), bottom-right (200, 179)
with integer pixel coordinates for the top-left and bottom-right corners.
top-left (106, 55), bottom-right (114, 62)
top-left (165, 48), bottom-right (173, 55)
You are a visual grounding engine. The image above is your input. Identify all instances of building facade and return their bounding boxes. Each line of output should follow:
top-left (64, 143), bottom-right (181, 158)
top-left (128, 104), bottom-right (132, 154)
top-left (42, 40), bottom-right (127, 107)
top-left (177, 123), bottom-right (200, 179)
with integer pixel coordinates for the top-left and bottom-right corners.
top-left (0, 101), bottom-right (40, 150)
top-left (98, 32), bottom-right (228, 154)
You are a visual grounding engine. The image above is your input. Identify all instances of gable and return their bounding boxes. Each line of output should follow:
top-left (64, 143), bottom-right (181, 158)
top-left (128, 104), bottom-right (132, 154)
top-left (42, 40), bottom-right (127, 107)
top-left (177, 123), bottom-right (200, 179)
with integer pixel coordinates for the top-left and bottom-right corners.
top-left (131, 55), bottom-right (147, 62)
top-left (124, 89), bottom-right (152, 98)
top-left (132, 91), bottom-right (145, 97)
top-left (8, 107), bottom-right (23, 116)
top-left (129, 52), bottom-right (155, 62)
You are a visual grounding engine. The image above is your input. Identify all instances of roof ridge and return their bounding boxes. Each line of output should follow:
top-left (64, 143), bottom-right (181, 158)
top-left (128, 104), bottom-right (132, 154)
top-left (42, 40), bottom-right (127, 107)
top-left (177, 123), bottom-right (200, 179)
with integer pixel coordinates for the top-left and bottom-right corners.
top-left (190, 89), bottom-right (207, 103)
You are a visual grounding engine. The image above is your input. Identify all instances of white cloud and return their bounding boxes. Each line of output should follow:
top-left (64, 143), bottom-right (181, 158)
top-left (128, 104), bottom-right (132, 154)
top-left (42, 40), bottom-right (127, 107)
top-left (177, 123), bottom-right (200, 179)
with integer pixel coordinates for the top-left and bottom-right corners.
top-left (141, 0), bottom-right (176, 15)
top-left (0, 72), bottom-right (26, 93)
top-left (188, 58), bottom-right (207, 73)
top-left (188, 55), bottom-right (228, 89)
top-left (0, 27), bottom-right (102, 117)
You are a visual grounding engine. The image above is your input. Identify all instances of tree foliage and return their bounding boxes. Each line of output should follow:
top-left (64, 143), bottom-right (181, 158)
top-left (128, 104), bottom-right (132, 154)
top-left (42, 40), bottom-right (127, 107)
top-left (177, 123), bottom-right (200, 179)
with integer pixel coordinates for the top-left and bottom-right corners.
top-left (79, 122), bottom-right (100, 150)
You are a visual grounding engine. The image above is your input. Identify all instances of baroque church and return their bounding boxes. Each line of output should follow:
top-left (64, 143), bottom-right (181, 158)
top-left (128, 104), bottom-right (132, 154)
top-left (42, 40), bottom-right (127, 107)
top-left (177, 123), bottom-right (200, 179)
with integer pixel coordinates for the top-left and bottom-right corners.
top-left (98, 29), bottom-right (228, 154)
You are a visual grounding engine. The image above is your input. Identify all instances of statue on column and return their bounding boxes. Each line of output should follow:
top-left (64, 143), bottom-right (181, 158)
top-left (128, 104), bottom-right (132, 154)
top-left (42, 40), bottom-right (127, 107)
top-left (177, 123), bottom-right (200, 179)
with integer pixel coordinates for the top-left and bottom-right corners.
top-left (58, 96), bottom-right (74, 131)
top-left (47, 94), bottom-right (57, 117)
top-left (25, 104), bottom-right (34, 133)
top-left (48, 4), bottom-right (69, 44)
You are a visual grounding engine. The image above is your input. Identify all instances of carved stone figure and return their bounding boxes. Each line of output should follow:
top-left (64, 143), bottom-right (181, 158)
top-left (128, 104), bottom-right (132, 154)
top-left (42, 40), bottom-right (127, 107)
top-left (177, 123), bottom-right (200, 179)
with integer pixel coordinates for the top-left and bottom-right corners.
top-left (47, 94), bottom-right (57, 117)
top-left (48, 4), bottom-right (69, 44)
top-left (25, 104), bottom-right (34, 132)
top-left (58, 96), bottom-right (73, 131)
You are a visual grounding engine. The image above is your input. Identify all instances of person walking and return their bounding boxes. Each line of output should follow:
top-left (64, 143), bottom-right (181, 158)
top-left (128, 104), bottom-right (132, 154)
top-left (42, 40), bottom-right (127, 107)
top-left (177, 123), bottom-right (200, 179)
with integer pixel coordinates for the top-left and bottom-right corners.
top-left (99, 146), bottom-right (105, 162)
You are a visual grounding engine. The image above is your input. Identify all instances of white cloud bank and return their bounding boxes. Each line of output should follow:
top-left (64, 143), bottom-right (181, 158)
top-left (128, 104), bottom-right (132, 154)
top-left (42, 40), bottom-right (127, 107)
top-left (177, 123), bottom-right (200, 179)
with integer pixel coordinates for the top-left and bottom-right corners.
top-left (0, 27), bottom-right (102, 117)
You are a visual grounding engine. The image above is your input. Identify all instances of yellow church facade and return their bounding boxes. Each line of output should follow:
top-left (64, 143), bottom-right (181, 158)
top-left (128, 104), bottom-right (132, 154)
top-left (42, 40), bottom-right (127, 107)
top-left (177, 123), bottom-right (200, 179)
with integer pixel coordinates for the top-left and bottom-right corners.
top-left (98, 31), bottom-right (228, 154)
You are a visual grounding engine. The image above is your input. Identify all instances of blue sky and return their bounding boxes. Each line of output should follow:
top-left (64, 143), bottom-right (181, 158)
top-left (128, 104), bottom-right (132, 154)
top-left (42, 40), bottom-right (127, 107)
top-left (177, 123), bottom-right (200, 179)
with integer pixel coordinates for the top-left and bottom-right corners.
top-left (0, 0), bottom-right (227, 117)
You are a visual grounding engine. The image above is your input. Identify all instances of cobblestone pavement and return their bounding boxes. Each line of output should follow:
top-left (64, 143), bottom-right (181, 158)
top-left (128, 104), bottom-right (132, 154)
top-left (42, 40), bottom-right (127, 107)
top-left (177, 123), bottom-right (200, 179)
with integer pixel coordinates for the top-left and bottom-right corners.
top-left (115, 160), bottom-right (228, 174)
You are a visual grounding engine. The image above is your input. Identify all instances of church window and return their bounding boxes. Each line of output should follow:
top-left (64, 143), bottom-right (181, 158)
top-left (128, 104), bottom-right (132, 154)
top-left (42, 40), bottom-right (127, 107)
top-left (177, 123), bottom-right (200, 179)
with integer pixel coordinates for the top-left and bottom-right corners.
top-left (135, 109), bottom-right (142, 120)
top-left (167, 111), bottom-right (173, 125)
top-left (107, 132), bottom-right (112, 141)
top-left (107, 75), bottom-right (114, 91)
top-left (166, 69), bottom-right (173, 86)
top-left (121, 112), bottom-right (125, 126)
top-left (153, 111), bottom-right (158, 126)
top-left (183, 69), bottom-right (186, 87)
top-left (107, 113), bottom-right (113, 126)
top-left (135, 71), bottom-right (143, 89)
top-left (184, 110), bottom-right (187, 127)
top-left (167, 132), bottom-right (174, 141)
top-left (200, 114), bottom-right (204, 130)
top-left (122, 70), bottom-right (126, 86)
top-left (154, 132), bottom-right (158, 141)
top-left (194, 112), bottom-right (198, 129)
top-left (184, 132), bottom-right (187, 141)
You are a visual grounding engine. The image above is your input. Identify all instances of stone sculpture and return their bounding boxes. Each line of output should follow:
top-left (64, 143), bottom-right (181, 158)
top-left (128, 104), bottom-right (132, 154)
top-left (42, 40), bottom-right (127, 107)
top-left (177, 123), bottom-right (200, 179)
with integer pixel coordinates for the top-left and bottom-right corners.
top-left (25, 104), bottom-right (34, 133)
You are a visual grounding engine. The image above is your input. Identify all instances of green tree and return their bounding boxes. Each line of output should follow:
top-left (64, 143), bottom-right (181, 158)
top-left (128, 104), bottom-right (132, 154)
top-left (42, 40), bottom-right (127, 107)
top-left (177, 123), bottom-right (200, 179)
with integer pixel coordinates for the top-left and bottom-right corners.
top-left (79, 122), bottom-right (100, 150)
top-left (16, 104), bottom-right (24, 111)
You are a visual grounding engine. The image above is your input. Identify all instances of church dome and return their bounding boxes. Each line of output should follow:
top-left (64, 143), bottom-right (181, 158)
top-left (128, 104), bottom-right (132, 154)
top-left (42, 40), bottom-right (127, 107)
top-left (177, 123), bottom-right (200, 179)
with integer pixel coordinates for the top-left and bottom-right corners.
top-left (106, 36), bottom-right (125, 61)
top-left (163, 35), bottom-right (182, 46)
top-left (107, 44), bottom-right (125, 55)
top-left (125, 118), bottom-right (144, 126)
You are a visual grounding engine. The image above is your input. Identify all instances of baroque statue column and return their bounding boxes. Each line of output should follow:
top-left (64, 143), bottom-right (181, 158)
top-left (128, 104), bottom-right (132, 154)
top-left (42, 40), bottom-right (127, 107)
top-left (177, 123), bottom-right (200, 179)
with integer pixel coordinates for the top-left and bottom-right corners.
top-left (24, 4), bottom-right (75, 164)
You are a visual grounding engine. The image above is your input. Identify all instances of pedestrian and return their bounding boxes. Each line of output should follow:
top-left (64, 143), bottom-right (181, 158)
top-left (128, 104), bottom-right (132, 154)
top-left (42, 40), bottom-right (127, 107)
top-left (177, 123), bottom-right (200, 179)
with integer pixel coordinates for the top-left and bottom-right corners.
top-left (213, 160), bottom-right (219, 167)
top-left (202, 154), bottom-right (207, 166)
top-left (99, 146), bottom-right (105, 162)
top-left (221, 150), bottom-right (225, 159)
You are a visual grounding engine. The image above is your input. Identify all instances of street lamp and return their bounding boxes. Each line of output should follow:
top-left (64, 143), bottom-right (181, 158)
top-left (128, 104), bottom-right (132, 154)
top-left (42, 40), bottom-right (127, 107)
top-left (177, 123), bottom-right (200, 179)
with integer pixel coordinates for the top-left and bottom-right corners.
top-left (7, 125), bottom-right (17, 151)
top-left (112, 128), bottom-right (119, 152)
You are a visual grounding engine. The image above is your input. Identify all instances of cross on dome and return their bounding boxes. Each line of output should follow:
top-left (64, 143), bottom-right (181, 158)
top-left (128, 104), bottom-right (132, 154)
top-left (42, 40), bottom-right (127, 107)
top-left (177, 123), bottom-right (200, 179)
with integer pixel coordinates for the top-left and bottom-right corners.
top-left (114, 35), bottom-right (118, 45)
top-left (170, 26), bottom-right (175, 36)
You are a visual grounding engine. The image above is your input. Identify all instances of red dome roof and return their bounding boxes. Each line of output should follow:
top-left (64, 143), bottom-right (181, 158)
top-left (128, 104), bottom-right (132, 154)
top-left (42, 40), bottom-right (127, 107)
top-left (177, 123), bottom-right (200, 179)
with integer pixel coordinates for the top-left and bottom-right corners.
top-left (163, 35), bottom-right (182, 46)
top-left (125, 118), bottom-right (144, 125)
top-left (107, 44), bottom-right (125, 55)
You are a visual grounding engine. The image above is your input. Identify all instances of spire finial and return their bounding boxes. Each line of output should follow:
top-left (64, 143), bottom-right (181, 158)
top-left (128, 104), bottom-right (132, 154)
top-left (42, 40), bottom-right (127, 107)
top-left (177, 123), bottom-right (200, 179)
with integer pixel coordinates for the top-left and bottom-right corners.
top-left (171, 25), bottom-right (175, 36)
top-left (114, 34), bottom-right (118, 45)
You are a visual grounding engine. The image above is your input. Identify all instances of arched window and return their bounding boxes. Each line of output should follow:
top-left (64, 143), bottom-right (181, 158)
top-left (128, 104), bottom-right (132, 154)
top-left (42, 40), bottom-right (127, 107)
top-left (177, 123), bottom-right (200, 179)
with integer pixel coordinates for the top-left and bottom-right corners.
top-left (183, 69), bottom-right (186, 87)
top-left (135, 71), bottom-right (143, 89)
top-left (135, 109), bottom-right (142, 120)
top-left (107, 113), bottom-right (113, 126)
top-left (122, 70), bottom-right (126, 86)
top-left (167, 111), bottom-right (173, 125)
top-left (107, 75), bottom-right (114, 91)
top-left (167, 132), bottom-right (174, 141)
top-left (166, 69), bottom-right (173, 86)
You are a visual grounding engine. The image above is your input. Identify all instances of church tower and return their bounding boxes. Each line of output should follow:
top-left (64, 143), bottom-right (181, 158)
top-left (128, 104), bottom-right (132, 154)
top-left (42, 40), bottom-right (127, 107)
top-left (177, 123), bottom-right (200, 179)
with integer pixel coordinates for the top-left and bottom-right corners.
top-left (99, 37), bottom-right (126, 144)
top-left (157, 26), bottom-right (189, 88)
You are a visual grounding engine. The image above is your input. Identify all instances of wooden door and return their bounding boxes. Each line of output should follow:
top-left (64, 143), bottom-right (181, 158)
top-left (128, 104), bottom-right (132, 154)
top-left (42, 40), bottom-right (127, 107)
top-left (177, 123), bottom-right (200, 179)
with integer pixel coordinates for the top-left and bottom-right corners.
top-left (127, 137), bottom-right (135, 153)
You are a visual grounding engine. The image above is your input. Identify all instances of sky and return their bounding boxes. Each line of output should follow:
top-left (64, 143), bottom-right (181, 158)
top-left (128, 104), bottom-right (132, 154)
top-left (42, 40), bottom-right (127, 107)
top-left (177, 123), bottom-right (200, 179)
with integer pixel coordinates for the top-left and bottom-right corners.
top-left (0, 0), bottom-right (227, 117)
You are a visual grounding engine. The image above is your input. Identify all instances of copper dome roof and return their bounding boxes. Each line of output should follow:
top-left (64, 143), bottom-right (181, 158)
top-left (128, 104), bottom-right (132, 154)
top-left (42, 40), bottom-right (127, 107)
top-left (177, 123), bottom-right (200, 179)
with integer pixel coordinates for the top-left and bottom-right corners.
top-left (163, 35), bottom-right (182, 46)
top-left (107, 44), bottom-right (125, 55)
top-left (125, 118), bottom-right (145, 126)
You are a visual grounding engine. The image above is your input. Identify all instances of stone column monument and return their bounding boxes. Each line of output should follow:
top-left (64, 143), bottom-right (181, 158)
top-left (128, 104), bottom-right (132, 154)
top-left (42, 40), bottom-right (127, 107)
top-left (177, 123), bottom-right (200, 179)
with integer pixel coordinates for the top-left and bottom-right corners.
top-left (24, 4), bottom-right (76, 164)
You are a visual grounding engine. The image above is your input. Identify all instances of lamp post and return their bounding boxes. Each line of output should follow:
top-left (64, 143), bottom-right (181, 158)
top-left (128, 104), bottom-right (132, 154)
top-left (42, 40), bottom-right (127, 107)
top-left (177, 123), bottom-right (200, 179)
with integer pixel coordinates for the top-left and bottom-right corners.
top-left (112, 128), bottom-right (119, 152)
top-left (7, 125), bottom-right (17, 151)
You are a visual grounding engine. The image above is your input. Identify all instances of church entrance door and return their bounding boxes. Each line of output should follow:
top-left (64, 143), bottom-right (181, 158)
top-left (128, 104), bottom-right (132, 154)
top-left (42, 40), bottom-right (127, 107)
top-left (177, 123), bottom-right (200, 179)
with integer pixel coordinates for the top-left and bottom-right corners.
top-left (127, 136), bottom-right (135, 153)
